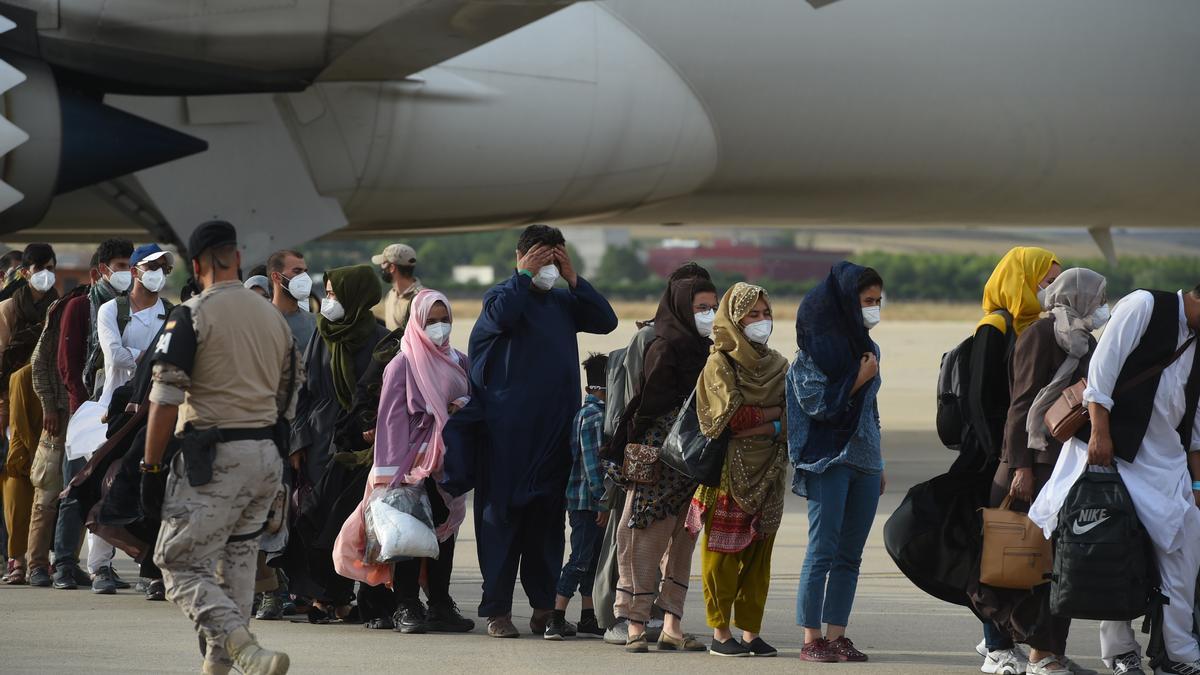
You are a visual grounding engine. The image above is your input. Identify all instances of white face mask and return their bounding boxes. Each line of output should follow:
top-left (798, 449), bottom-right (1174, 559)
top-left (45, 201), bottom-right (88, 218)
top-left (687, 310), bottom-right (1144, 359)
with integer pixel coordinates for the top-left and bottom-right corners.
top-left (108, 269), bottom-right (132, 293)
top-left (425, 321), bottom-right (452, 347)
top-left (1037, 286), bottom-right (1050, 310)
top-left (694, 309), bottom-right (716, 337)
top-left (743, 319), bottom-right (773, 344)
top-left (139, 269), bottom-right (166, 293)
top-left (286, 272), bottom-right (312, 302)
top-left (320, 297), bottom-right (345, 322)
top-left (29, 269), bottom-right (55, 292)
top-left (532, 265), bottom-right (559, 291)
top-left (1091, 303), bottom-right (1111, 329)
top-left (863, 306), bottom-right (881, 329)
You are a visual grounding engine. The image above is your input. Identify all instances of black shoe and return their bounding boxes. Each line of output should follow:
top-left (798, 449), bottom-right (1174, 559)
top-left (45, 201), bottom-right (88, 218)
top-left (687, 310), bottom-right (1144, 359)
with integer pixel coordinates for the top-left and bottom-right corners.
top-left (392, 600), bottom-right (427, 634)
top-left (544, 615), bottom-right (569, 641)
top-left (28, 567), bottom-right (52, 588)
top-left (91, 567), bottom-right (117, 595)
top-left (255, 592), bottom-right (283, 620)
top-left (744, 637), bottom-right (778, 657)
top-left (576, 615), bottom-right (604, 638)
top-left (146, 579), bottom-right (166, 601)
top-left (709, 638), bottom-right (752, 657)
top-left (425, 599), bottom-right (475, 633)
top-left (52, 564), bottom-right (79, 590)
top-left (111, 569), bottom-right (132, 590)
top-left (71, 565), bottom-right (92, 586)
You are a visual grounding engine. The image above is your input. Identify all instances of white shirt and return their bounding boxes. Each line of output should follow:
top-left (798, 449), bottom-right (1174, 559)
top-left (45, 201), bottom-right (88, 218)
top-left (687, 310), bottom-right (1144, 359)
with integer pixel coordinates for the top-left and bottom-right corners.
top-left (1030, 290), bottom-right (1200, 553)
top-left (96, 296), bottom-right (167, 407)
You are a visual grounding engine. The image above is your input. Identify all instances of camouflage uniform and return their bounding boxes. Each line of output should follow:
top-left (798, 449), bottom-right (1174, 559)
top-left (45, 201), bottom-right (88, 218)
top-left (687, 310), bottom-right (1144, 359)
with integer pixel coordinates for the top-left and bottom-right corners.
top-left (150, 280), bottom-right (299, 671)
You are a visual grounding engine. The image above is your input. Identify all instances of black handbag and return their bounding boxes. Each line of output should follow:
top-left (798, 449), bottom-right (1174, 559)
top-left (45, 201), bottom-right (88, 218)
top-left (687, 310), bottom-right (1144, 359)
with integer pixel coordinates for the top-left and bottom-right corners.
top-left (659, 389), bottom-right (730, 487)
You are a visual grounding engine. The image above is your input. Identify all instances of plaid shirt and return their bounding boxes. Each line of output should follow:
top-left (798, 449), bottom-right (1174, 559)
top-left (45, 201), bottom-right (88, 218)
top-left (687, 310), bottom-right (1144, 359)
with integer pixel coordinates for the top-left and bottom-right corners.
top-left (566, 395), bottom-right (607, 512)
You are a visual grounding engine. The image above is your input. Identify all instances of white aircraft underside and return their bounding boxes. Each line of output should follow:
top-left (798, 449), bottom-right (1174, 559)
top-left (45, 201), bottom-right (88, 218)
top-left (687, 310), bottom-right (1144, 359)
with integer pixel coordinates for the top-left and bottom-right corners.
top-left (0, 0), bottom-right (1196, 261)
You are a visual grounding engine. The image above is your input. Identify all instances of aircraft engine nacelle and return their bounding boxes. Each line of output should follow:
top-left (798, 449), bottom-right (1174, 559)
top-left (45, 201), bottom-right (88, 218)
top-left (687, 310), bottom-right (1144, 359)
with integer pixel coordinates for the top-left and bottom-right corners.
top-left (280, 3), bottom-right (719, 232)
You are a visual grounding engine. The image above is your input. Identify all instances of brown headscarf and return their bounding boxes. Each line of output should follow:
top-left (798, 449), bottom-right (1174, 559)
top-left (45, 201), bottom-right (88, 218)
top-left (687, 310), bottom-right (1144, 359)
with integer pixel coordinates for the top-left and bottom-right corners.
top-left (696, 282), bottom-right (789, 532)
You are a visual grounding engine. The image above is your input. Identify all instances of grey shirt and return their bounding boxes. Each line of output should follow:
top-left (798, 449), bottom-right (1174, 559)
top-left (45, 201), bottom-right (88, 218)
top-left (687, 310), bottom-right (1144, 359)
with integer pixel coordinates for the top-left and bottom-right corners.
top-left (284, 309), bottom-right (316, 353)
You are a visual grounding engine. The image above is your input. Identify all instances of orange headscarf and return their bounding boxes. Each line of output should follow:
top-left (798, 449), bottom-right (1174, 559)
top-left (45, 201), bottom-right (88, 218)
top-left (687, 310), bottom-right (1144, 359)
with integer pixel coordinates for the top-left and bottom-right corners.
top-left (977, 247), bottom-right (1059, 336)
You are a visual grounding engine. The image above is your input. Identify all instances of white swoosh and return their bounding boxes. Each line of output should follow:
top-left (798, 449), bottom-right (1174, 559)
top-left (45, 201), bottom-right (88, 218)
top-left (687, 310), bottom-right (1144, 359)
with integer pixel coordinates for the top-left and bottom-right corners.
top-left (1071, 516), bottom-right (1110, 535)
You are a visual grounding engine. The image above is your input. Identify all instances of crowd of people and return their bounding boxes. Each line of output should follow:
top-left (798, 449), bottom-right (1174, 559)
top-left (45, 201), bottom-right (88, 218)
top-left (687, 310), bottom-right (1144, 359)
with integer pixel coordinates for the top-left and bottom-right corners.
top-left (0, 226), bottom-right (1198, 675)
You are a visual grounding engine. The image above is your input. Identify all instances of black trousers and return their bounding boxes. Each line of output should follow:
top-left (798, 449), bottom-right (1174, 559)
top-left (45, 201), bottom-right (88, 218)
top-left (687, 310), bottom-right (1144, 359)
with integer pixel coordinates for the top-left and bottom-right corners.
top-left (395, 536), bottom-right (457, 603)
top-left (475, 494), bottom-right (565, 617)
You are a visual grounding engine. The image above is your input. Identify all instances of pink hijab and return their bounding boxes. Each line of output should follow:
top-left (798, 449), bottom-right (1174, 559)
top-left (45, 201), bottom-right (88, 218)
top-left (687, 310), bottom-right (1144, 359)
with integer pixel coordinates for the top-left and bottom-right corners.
top-left (398, 289), bottom-right (470, 482)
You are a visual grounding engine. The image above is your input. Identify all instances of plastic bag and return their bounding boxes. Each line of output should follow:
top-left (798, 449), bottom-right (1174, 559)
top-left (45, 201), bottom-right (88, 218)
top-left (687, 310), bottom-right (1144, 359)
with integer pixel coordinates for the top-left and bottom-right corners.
top-left (364, 483), bottom-right (439, 563)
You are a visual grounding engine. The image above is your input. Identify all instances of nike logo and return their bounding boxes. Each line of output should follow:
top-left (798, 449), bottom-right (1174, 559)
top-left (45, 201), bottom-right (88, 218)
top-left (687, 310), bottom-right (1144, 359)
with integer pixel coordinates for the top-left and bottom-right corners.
top-left (1071, 516), bottom-right (1110, 535)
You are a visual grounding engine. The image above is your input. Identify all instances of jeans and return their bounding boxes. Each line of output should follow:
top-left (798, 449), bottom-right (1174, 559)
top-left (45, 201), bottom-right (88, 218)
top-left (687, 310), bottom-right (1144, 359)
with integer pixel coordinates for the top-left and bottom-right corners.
top-left (556, 510), bottom-right (603, 599)
top-left (53, 456), bottom-right (87, 567)
top-left (797, 464), bottom-right (880, 628)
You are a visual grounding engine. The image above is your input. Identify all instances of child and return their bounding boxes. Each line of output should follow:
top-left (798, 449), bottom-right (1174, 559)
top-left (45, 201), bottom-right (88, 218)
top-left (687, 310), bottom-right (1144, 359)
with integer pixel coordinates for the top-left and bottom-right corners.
top-left (546, 353), bottom-right (610, 640)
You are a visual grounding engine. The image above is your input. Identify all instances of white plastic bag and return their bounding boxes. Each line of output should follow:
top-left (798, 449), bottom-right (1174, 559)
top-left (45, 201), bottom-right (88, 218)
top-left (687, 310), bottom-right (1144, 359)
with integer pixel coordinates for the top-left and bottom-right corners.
top-left (65, 401), bottom-right (109, 460)
top-left (364, 484), bottom-right (439, 563)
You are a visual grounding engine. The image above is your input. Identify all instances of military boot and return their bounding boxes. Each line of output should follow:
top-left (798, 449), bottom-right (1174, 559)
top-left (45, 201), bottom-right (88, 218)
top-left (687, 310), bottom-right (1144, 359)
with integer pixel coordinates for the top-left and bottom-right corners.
top-left (226, 627), bottom-right (290, 675)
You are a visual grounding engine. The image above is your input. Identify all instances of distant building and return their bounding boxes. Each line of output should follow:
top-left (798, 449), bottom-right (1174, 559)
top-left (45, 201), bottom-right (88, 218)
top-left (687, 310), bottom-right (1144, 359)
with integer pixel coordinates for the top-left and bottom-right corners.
top-left (646, 239), bottom-right (849, 281)
top-left (453, 265), bottom-right (496, 285)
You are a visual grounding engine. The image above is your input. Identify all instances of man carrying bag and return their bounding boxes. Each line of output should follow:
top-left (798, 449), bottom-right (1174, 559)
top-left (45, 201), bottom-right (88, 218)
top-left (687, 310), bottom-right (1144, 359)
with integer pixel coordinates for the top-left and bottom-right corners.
top-left (1030, 287), bottom-right (1200, 675)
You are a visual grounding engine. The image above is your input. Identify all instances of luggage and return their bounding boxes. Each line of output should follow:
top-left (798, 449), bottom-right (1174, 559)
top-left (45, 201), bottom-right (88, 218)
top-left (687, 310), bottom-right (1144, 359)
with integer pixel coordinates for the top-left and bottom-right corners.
top-left (364, 483), bottom-right (439, 563)
top-left (658, 389), bottom-right (729, 487)
top-left (1050, 468), bottom-right (1154, 621)
top-left (621, 443), bottom-right (661, 484)
top-left (979, 495), bottom-right (1052, 590)
top-left (936, 310), bottom-right (1012, 450)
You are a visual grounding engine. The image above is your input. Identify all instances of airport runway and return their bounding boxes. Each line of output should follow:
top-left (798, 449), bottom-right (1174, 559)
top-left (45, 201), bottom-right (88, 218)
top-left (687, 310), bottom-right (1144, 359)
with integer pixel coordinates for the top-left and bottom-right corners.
top-left (0, 322), bottom-right (1143, 673)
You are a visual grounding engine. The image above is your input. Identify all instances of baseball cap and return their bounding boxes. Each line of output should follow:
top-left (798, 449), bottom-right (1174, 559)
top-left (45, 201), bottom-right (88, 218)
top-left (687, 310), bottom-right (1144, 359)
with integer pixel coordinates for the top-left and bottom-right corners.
top-left (371, 243), bottom-right (417, 267)
top-left (188, 220), bottom-right (238, 260)
top-left (131, 243), bottom-right (175, 268)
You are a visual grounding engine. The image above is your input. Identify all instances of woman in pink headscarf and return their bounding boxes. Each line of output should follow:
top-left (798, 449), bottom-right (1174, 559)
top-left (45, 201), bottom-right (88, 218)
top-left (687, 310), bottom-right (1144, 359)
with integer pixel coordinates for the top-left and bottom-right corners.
top-left (369, 289), bottom-right (475, 634)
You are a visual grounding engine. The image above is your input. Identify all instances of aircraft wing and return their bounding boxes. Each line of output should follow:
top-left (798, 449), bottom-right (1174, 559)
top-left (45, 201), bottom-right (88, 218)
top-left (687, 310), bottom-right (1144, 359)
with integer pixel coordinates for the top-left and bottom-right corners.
top-left (319, 0), bottom-right (577, 82)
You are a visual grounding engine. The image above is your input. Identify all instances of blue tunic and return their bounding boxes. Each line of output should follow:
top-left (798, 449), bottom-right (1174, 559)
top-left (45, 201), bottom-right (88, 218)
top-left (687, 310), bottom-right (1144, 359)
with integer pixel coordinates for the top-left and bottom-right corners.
top-left (446, 272), bottom-right (617, 509)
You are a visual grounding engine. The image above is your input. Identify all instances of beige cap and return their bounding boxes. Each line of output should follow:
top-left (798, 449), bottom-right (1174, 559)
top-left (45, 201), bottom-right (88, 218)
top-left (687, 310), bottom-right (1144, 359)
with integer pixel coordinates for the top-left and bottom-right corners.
top-left (372, 243), bottom-right (417, 266)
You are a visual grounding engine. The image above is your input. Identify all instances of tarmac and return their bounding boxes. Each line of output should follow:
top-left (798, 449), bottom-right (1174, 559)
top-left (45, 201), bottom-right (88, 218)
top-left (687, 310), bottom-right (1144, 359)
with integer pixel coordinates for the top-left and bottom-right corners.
top-left (0, 321), bottom-right (1147, 673)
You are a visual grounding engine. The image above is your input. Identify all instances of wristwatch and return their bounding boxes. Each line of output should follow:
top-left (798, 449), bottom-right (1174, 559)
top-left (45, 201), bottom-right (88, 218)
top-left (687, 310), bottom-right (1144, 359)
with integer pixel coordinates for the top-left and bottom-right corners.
top-left (139, 460), bottom-right (164, 474)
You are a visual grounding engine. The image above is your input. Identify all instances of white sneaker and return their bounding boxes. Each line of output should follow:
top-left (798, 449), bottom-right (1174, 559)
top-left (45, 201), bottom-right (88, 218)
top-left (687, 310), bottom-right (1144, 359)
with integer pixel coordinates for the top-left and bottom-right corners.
top-left (1054, 655), bottom-right (1098, 675)
top-left (1112, 650), bottom-right (1145, 675)
top-left (983, 647), bottom-right (1030, 675)
top-left (1028, 657), bottom-right (1071, 675)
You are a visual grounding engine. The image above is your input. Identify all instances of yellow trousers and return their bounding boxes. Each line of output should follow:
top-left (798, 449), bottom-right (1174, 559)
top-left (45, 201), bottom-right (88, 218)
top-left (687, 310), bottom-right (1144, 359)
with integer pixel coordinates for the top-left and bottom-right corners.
top-left (3, 365), bottom-right (40, 562)
top-left (701, 524), bottom-right (776, 634)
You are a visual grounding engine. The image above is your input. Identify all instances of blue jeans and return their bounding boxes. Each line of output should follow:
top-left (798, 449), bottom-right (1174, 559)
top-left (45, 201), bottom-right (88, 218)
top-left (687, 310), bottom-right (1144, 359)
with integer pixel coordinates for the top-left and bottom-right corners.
top-left (556, 510), bottom-right (603, 599)
top-left (797, 464), bottom-right (880, 628)
top-left (53, 456), bottom-right (87, 567)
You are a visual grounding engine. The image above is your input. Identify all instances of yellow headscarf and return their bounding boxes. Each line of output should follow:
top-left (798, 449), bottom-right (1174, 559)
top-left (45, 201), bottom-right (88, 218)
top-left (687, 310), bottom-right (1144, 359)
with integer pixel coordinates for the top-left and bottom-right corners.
top-left (977, 246), bottom-right (1059, 336)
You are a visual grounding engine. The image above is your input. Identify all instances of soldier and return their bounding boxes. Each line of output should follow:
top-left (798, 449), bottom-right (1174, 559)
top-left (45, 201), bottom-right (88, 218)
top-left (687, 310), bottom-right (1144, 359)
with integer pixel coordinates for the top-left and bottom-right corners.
top-left (142, 221), bottom-right (301, 675)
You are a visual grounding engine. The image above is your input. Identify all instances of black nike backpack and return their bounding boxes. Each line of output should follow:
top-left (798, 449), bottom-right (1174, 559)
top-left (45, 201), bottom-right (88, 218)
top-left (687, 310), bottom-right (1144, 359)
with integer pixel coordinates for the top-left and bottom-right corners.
top-left (1049, 469), bottom-right (1155, 621)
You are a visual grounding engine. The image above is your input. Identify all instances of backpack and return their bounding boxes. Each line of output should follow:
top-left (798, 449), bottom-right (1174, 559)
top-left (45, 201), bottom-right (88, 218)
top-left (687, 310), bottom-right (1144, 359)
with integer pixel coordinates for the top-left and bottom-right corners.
top-left (602, 346), bottom-right (629, 440)
top-left (90, 296), bottom-right (175, 395)
top-left (1049, 468), bottom-right (1156, 621)
top-left (936, 309), bottom-right (1013, 450)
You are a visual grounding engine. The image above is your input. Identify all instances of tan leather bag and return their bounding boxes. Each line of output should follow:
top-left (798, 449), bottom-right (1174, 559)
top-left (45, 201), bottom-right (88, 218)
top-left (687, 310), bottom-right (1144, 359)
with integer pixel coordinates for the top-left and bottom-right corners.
top-left (1045, 379), bottom-right (1089, 443)
top-left (979, 496), bottom-right (1052, 590)
top-left (622, 443), bottom-right (661, 485)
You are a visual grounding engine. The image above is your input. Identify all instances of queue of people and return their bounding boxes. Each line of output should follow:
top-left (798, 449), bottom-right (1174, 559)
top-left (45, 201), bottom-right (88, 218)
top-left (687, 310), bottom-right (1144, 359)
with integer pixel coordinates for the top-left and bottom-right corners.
top-left (3, 227), bottom-right (1199, 675)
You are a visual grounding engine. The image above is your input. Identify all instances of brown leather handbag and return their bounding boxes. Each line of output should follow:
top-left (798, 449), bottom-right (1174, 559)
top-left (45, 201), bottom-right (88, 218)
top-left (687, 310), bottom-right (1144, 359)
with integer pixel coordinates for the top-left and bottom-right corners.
top-left (979, 496), bottom-right (1052, 590)
top-left (1044, 336), bottom-right (1196, 443)
top-left (622, 443), bottom-right (661, 485)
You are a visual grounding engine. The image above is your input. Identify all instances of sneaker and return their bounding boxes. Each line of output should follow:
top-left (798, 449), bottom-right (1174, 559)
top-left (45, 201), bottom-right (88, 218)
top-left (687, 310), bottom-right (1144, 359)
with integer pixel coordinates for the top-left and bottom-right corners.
top-left (392, 600), bottom-right (427, 634)
top-left (425, 599), bottom-right (475, 633)
top-left (544, 614), bottom-right (569, 641)
top-left (658, 631), bottom-right (706, 651)
top-left (91, 566), bottom-right (117, 595)
top-left (226, 627), bottom-right (290, 675)
top-left (1027, 657), bottom-right (1070, 675)
top-left (52, 564), bottom-right (80, 590)
top-left (1055, 655), bottom-right (1097, 675)
top-left (744, 637), bottom-right (778, 657)
top-left (71, 565), bottom-right (93, 586)
top-left (576, 615), bottom-right (605, 638)
top-left (1112, 651), bottom-right (1145, 675)
top-left (604, 619), bottom-right (630, 645)
top-left (800, 638), bottom-right (840, 663)
top-left (829, 636), bottom-right (869, 663)
top-left (111, 569), bottom-right (132, 590)
top-left (487, 614), bottom-right (519, 639)
top-left (28, 567), bottom-right (51, 588)
top-left (709, 638), bottom-right (752, 657)
top-left (563, 620), bottom-right (577, 637)
top-left (255, 593), bottom-right (283, 620)
top-left (146, 579), bottom-right (167, 601)
top-left (625, 632), bottom-right (649, 654)
top-left (983, 647), bottom-right (1030, 675)
top-left (1159, 660), bottom-right (1200, 675)
top-left (530, 608), bottom-right (553, 635)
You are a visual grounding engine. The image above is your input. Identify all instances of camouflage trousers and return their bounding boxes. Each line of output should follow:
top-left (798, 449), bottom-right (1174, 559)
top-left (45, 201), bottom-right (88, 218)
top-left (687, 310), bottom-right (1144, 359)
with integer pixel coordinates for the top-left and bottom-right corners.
top-left (154, 439), bottom-right (282, 669)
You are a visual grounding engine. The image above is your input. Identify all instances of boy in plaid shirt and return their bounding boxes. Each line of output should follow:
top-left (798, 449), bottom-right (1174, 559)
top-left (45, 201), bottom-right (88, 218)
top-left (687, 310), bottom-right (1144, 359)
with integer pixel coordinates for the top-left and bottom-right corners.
top-left (546, 353), bottom-right (609, 640)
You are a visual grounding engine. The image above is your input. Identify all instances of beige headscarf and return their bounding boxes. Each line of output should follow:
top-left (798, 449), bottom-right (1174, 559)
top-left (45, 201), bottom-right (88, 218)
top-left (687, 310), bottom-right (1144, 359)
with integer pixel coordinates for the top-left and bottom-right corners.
top-left (696, 282), bottom-right (790, 531)
top-left (1026, 268), bottom-right (1107, 450)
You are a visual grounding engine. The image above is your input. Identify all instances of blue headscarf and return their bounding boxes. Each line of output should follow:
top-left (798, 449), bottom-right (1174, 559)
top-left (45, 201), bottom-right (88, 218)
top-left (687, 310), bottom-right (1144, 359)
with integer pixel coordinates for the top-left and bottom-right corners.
top-left (792, 261), bottom-right (878, 462)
